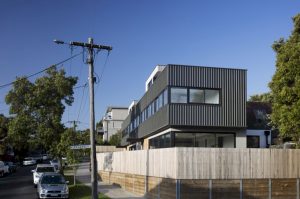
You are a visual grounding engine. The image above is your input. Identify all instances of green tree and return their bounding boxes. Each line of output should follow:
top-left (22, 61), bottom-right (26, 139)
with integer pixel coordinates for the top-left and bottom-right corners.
top-left (56, 128), bottom-right (79, 166)
top-left (79, 129), bottom-right (104, 145)
top-left (5, 66), bottom-right (77, 158)
top-left (269, 14), bottom-right (300, 144)
top-left (0, 114), bottom-right (9, 140)
top-left (96, 120), bottom-right (103, 130)
top-left (248, 92), bottom-right (273, 103)
top-left (0, 114), bottom-right (9, 155)
top-left (109, 131), bottom-right (121, 146)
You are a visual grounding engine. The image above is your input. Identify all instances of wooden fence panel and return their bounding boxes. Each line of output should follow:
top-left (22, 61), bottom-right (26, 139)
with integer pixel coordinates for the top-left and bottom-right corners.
top-left (97, 148), bottom-right (300, 180)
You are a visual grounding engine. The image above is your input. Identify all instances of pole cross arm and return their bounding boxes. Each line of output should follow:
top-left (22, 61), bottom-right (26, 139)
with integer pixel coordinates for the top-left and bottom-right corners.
top-left (70, 41), bottom-right (112, 51)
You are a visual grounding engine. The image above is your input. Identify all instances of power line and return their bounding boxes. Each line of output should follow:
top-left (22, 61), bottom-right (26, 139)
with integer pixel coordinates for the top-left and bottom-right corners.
top-left (0, 51), bottom-right (83, 90)
top-left (76, 83), bottom-right (88, 122)
top-left (74, 83), bottom-right (88, 89)
top-left (97, 51), bottom-right (111, 83)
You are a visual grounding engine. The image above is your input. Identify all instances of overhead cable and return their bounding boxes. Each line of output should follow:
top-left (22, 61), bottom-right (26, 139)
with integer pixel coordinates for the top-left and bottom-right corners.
top-left (0, 51), bottom-right (83, 89)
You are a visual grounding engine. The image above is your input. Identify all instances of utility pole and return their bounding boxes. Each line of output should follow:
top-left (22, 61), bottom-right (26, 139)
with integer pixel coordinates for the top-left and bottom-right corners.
top-left (55, 38), bottom-right (112, 199)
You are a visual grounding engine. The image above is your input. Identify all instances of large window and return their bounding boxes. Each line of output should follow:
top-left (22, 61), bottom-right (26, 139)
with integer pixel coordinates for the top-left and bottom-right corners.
top-left (175, 132), bottom-right (235, 148)
top-left (149, 132), bottom-right (172, 149)
top-left (169, 87), bottom-right (220, 105)
top-left (149, 132), bottom-right (235, 149)
top-left (171, 88), bottom-right (187, 103)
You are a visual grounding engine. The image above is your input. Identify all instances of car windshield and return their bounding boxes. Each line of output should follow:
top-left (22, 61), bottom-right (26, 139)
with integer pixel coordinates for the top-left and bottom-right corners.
top-left (36, 167), bottom-right (55, 172)
top-left (51, 160), bottom-right (58, 163)
top-left (41, 175), bottom-right (65, 184)
top-left (24, 158), bottom-right (32, 160)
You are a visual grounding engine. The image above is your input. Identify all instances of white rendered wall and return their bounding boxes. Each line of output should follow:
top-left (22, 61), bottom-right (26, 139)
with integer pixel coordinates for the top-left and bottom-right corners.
top-left (246, 129), bottom-right (271, 148)
top-left (236, 130), bottom-right (247, 148)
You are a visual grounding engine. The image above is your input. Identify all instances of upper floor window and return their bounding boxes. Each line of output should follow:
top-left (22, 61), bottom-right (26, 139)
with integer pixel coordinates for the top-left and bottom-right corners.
top-left (190, 89), bottom-right (205, 103)
top-left (163, 89), bottom-right (168, 105)
top-left (205, 89), bottom-right (220, 104)
top-left (171, 88), bottom-right (187, 103)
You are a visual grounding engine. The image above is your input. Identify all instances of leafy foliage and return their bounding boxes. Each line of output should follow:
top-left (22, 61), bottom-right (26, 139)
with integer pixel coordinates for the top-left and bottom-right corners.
top-left (269, 14), bottom-right (300, 144)
top-left (248, 92), bottom-right (273, 103)
top-left (0, 114), bottom-right (9, 155)
top-left (57, 128), bottom-right (80, 165)
top-left (5, 67), bottom-right (77, 157)
top-left (0, 114), bottom-right (9, 140)
top-left (109, 131), bottom-right (121, 146)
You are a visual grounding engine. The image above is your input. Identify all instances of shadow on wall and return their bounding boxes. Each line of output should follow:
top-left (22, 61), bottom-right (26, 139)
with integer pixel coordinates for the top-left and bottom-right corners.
top-left (99, 171), bottom-right (298, 199)
top-left (99, 151), bottom-right (298, 199)
top-left (145, 178), bottom-right (273, 199)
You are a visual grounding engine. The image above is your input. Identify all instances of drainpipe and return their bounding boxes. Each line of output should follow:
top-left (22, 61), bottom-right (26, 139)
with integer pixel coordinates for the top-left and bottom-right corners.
top-left (264, 130), bottom-right (270, 148)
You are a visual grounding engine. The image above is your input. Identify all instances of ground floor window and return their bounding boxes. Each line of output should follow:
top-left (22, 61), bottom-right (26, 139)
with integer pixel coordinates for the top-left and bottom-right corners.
top-left (149, 132), bottom-right (236, 149)
top-left (247, 135), bottom-right (260, 148)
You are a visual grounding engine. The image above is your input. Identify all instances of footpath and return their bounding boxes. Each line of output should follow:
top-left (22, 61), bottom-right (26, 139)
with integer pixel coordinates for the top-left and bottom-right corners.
top-left (74, 163), bottom-right (146, 199)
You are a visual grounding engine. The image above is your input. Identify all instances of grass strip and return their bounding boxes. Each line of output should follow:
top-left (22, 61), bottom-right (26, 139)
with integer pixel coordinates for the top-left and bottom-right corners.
top-left (65, 174), bottom-right (110, 199)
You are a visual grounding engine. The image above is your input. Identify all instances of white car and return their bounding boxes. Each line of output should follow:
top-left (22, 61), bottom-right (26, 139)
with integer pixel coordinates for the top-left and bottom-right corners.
top-left (0, 161), bottom-right (9, 177)
top-left (23, 157), bottom-right (37, 166)
top-left (42, 154), bottom-right (49, 160)
top-left (32, 164), bottom-right (56, 187)
top-left (50, 159), bottom-right (61, 171)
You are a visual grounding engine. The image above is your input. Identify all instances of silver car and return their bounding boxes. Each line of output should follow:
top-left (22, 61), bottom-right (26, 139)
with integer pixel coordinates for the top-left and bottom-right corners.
top-left (37, 172), bottom-right (69, 199)
top-left (23, 157), bottom-right (37, 166)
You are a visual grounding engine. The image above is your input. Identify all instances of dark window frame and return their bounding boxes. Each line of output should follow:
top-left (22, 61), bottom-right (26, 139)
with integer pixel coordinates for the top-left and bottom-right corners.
top-left (247, 135), bottom-right (260, 148)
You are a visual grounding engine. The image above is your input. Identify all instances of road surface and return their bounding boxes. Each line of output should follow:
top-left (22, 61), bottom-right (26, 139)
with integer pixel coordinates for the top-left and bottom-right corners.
top-left (0, 165), bottom-right (37, 199)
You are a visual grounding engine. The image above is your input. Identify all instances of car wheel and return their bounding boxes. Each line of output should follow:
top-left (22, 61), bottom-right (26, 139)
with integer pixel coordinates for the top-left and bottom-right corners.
top-left (0, 171), bottom-right (3, 177)
top-left (34, 184), bottom-right (37, 188)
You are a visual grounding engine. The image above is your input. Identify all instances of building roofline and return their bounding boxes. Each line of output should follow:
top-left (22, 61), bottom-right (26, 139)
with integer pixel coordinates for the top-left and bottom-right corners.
top-left (106, 106), bottom-right (128, 112)
top-left (167, 64), bottom-right (247, 71)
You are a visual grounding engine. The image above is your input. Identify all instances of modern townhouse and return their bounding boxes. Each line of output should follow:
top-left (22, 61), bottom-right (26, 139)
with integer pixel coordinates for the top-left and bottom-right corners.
top-left (121, 64), bottom-right (247, 150)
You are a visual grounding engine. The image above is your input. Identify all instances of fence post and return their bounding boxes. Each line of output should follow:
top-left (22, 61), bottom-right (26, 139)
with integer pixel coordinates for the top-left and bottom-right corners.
top-left (176, 179), bottom-right (181, 199)
top-left (240, 179), bottom-right (243, 199)
top-left (209, 179), bottom-right (212, 199)
top-left (297, 178), bottom-right (299, 199)
top-left (157, 178), bottom-right (160, 199)
top-left (269, 179), bottom-right (272, 199)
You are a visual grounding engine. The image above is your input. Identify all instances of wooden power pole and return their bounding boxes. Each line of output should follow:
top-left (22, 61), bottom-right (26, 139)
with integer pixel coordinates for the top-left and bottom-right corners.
top-left (55, 38), bottom-right (112, 199)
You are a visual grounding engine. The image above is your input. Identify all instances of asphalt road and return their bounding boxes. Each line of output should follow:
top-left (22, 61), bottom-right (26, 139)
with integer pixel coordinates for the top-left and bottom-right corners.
top-left (0, 164), bottom-right (37, 199)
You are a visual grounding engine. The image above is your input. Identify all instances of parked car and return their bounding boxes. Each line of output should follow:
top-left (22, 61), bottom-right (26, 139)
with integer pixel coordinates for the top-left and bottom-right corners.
top-left (4, 161), bottom-right (17, 173)
top-left (23, 157), bottom-right (37, 166)
top-left (0, 161), bottom-right (9, 177)
top-left (32, 164), bottom-right (56, 187)
top-left (50, 159), bottom-right (61, 171)
top-left (32, 155), bottom-right (43, 163)
top-left (36, 172), bottom-right (69, 199)
top-left (42, 154), bottom-right (49, 161)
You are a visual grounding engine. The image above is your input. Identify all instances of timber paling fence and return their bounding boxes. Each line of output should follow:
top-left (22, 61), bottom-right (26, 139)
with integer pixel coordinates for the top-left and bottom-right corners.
top-left (97, 148), bottom-right (300, 199)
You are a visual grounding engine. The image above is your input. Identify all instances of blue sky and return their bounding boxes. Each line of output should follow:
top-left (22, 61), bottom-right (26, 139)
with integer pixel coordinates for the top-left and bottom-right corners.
top-left (0, 0), bottom-right (299, 130)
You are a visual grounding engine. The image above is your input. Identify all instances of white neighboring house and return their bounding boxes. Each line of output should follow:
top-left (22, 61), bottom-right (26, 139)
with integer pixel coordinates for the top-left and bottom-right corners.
top-left (102, 107), bottom-right (128, 142)
top-left (246, 129), bottom-right (271, 148)
top-left (246, 102), bottom-right (274, 148)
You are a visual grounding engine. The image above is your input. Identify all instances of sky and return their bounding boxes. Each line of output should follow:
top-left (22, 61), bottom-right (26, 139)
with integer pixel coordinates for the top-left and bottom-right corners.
top-left (0, 0), bottom-right (299, 130)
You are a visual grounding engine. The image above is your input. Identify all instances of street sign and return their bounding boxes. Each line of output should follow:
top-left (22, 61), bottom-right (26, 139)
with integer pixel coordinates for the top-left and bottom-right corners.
top-left (70, 145), bottom-right (91, 150)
